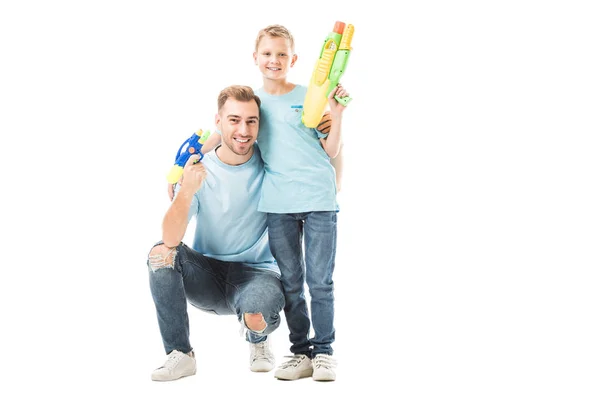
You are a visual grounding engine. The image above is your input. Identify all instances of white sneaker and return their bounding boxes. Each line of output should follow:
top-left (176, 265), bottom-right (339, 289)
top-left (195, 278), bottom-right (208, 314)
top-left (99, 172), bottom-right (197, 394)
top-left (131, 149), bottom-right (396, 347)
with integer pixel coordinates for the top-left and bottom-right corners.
top-left (312, 354), bottom-right (337, 381)
top-left (249, 336), bottom-right (275, 372)
top-left (274, 354), bottom-right (313, 380)
top-left (151, 350), bottom-right (196, 381)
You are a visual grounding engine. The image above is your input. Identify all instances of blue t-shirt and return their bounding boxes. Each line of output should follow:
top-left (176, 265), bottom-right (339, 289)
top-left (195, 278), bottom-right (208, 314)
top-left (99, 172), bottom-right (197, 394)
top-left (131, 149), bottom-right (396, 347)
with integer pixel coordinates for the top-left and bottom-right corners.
top-left (177, 145), bottom-right (279, 274)
top-left (255, 85), bottom-right (338, 213)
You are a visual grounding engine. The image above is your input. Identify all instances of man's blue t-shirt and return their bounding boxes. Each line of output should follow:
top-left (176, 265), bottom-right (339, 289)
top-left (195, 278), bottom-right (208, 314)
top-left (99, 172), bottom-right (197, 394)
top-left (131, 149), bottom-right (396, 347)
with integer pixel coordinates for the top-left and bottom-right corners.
top-left (255, 85), bottom-right (338, 213)
top-left (177, 145), bottom-right (279, 274)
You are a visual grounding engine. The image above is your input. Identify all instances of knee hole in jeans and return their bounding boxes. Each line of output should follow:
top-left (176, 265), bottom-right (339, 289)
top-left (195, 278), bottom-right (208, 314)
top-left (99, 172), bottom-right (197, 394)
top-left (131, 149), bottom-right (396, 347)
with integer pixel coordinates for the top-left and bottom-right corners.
top-left (244, 312), bottom-right (267, 333)
top-left (148, 244), bottom-right (178, 272)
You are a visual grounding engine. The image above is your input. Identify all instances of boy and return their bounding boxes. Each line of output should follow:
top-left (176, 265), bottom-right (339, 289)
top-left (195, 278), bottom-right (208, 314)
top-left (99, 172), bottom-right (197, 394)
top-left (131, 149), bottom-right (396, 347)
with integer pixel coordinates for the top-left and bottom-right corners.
top-left (252, 24), bottom-right (350, 382)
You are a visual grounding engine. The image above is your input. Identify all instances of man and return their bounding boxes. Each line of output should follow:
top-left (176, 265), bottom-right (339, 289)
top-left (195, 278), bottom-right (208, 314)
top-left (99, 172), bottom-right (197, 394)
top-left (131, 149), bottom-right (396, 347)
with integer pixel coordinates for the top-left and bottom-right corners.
top-left (147, 85), bottom-right (284, 381)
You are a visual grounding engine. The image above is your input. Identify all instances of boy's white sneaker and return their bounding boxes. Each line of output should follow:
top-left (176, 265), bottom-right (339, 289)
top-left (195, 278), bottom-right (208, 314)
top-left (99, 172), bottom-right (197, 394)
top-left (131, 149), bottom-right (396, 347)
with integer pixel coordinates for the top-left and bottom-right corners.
top-left (249, 336), bottom-right (275, 372)
top-left (312, 354), bottom-right (337, 381)
top-left (151, 350), bottom-right (196, 381)
top-left (274, 354), bottom-right (313, 380)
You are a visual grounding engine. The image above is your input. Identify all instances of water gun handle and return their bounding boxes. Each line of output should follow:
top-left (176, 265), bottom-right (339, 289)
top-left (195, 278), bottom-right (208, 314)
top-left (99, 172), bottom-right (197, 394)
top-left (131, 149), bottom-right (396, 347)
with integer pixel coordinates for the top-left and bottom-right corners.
top-left (334, 93), bottom-right (352, 106)
top-left (166, 129), bottom-right (211, 184)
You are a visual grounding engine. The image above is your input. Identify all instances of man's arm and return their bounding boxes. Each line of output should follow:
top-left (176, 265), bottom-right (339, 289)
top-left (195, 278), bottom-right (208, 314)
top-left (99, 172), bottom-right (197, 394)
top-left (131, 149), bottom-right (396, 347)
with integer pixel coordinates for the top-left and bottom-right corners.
top-left (162, 154), bottom-right (206, 247)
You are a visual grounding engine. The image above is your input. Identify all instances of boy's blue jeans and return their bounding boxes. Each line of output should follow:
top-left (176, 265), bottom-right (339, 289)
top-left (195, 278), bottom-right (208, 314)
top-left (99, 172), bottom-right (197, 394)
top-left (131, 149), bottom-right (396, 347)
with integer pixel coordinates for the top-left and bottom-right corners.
top-left (266, 211), bottom-right (337, 357)
top-left (147, 242), bottom-right (285, 355)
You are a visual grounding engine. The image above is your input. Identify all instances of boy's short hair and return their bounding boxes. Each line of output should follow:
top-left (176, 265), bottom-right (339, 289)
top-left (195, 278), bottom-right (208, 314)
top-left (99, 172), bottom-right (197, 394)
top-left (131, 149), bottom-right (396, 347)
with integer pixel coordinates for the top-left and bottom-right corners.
top-left (217, 85), bottom-right (261, 112)
top-left (255, 24), bottom-right (295, 53)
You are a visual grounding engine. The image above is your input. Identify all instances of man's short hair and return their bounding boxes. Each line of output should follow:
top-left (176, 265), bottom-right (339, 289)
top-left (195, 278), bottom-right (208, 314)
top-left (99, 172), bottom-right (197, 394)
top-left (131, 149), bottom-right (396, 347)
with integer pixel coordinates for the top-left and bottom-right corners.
top-left (217, 85), bottom-right (261, 112)
top-left (255, 24), bottom-right (295, 53)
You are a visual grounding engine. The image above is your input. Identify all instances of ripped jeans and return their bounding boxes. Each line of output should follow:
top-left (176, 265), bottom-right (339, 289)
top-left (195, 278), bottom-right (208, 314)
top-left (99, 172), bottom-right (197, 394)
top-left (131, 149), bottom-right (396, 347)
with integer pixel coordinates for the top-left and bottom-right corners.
top-left (147, 241), bottom-right (285, 355)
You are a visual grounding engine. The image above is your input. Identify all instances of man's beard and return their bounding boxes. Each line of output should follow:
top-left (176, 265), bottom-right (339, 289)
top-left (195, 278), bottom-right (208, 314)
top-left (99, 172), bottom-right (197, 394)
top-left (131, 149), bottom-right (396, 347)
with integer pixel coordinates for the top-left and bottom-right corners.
top-left (224, 137), bottom-right (252, 156)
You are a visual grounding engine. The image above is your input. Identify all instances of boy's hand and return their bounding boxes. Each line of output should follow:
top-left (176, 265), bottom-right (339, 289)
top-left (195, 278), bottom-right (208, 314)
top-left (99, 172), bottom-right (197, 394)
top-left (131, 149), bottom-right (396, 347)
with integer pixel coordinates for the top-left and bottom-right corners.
top-left (328, 84), bottom-right (350, 117)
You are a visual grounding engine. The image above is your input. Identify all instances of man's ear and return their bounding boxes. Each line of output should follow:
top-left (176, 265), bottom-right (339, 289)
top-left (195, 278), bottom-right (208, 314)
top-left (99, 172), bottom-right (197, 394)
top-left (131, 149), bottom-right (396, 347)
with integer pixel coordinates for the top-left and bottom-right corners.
top-left (214, 112), bottom-right (221, 127)
top-left (290, 53), bottom-right (298, 67)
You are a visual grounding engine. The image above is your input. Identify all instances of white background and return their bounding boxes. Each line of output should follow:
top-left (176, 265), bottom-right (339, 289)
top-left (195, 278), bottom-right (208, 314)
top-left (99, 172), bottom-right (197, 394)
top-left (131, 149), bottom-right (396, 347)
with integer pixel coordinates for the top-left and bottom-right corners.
top-left (1, 0), bottom-right (599, 399)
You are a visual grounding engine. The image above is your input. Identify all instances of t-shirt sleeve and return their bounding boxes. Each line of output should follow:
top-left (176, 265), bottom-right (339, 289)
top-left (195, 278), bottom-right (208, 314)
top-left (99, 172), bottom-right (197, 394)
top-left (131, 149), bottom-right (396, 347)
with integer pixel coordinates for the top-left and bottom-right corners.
top-left (315, 128), bottom-right (328, 139)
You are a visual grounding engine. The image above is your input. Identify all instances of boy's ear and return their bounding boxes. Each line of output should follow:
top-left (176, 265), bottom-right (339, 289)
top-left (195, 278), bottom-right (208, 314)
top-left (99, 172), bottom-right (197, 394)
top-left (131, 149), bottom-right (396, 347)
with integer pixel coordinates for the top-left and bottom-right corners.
top-left (253, 52), bottom-right (258, 65)
top-left (290, 53), bottom-right (298, 67)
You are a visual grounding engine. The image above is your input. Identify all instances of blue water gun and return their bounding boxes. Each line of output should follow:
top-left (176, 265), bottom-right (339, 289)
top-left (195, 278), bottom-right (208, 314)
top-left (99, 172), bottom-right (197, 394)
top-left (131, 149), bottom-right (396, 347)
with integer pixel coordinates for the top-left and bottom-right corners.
top-left (167, 129), bottom-right (212, 184)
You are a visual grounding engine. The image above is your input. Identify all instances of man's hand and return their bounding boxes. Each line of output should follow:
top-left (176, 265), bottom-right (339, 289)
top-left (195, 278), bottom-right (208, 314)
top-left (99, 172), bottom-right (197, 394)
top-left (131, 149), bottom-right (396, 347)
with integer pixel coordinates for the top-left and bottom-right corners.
top-left (180, 154), bottom-right (207, 194)
top-left (328, 83), bottom-right (350, 117)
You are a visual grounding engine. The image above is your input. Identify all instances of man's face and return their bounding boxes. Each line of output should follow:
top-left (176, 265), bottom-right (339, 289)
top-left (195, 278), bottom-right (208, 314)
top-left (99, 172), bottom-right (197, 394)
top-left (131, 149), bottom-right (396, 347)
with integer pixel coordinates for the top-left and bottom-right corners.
top-left (216, 99), bottom-right (260, 156)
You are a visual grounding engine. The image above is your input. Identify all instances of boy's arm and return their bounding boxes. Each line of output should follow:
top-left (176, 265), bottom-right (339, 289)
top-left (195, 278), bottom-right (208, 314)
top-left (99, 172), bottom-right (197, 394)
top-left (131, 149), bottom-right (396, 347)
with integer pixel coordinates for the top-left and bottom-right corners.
top-left (200, 131), bottom-right (222, 154)
top-left (320, 85), bottom-right (349, 159)
top-left (330, 142), bottom-right (344, 193)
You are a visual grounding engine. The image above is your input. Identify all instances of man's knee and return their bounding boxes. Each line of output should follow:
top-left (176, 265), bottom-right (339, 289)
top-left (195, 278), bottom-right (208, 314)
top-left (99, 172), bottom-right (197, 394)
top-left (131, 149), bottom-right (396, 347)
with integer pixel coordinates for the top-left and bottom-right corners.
top-left (244, 312), bottom-right (267, 333)
top-left (148, 244), bottom-right (178, 272)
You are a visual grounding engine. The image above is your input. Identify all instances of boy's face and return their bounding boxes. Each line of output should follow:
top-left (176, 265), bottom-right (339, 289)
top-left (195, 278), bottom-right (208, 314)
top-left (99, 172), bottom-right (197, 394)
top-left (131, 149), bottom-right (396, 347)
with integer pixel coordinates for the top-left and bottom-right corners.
top-left (215, 99), bottom-right (260, 156)
top-left (253, 36), bottom-right (297, 81)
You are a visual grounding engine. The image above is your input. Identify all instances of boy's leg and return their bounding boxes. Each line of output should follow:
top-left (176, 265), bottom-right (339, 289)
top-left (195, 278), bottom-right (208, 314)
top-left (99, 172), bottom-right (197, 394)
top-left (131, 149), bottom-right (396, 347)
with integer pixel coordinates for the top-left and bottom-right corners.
top-left (304, 211), bottom-right (337, 356)
top-left (266, 213), bottom-right (312, 357)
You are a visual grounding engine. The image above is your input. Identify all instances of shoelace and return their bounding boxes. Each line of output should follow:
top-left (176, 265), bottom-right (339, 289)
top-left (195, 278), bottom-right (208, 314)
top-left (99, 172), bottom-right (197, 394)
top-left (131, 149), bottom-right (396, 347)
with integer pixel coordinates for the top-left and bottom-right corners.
top-left (279, 354), bottom-right (307, 369)
top-left (312, 355), bottom-right (337, 369)
top-left (161, 351), bottom-right (184, 371)
top-left (252, 340), bottom-right (272, 362)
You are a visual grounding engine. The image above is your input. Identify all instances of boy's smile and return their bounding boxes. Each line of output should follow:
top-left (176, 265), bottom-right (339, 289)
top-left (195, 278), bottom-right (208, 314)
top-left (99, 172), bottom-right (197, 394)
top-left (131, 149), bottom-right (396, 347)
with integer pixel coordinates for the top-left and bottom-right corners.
top-left (254, 36), bottom-right (297, 80)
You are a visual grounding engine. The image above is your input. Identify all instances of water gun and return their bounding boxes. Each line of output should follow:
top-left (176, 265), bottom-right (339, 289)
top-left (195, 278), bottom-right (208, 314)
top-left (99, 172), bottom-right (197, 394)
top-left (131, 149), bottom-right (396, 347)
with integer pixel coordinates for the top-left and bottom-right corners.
top-left (302, 21), bottom-right (355, 128)
top-left (166, 129), bottom-right (211, 184)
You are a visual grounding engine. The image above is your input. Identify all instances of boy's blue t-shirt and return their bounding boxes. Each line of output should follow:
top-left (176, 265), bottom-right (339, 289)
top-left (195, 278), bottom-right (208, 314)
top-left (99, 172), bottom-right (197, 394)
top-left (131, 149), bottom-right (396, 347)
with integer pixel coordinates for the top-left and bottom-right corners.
top-left (255, 85), bottom-right (338, 213)
top-left (177, 145), bottom-right (279, 274)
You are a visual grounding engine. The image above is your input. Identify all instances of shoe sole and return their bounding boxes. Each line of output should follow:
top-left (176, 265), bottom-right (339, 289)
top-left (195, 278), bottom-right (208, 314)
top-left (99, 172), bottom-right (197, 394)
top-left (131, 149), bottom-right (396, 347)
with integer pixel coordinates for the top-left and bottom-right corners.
top-left (313, 376), bottom-right (336, 382)
top-left (151, 369), bottom-right (197, 382)
top-left (274, 369), bottom-right (313, 380)
top-left (250, 366), bottom-right (274, 372)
